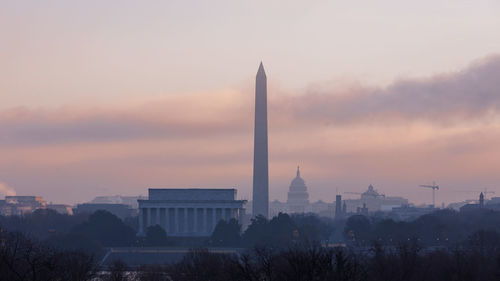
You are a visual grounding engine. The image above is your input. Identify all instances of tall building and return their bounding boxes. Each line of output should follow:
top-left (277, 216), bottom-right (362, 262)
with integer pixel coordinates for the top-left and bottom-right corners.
top-left (252, 62), bottom-right (269, 218)
top-left (335, 195), bottom-right (342, 218)
top-left (479, 192), bottom-right (484, 208)
top-left (286, 166), bottom-right (310, 213)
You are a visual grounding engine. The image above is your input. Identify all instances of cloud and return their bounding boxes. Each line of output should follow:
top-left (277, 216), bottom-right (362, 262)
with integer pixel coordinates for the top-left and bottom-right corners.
top-left (1, 55), bottom-right (500, 204)
top-left (0, 182), bottom-right (16, 196)
top-left (282, 55), bottom-right (500, 126)
top-left (2, 55), bottom-right (500, 147)
top-left (0, 90), bottom-right (251, 145)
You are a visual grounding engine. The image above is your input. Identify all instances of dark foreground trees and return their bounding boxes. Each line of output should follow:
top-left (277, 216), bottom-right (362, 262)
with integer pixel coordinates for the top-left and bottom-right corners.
top-left (0, 230), bottom-right (96, 281)
top-left (2, 227), bottom-right (500, 281)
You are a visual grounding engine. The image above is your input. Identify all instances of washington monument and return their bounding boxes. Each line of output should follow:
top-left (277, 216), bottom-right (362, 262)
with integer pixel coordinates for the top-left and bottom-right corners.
top-left (252, 62), bottom-right (269, 218)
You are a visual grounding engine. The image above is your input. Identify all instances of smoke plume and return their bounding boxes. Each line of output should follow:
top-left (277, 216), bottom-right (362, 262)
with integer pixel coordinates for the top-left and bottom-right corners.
top-left (0, 182), bottom-right (16, 196)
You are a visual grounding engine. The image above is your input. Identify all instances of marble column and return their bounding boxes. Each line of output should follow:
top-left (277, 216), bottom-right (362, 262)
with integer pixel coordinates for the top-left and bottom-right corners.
top-left (164, 208), bottom-right (169, 234)
top-left (159, 208), bottom-right (166, 230)
top-left (138, 207), bottom-right (144, 235)
top-left (174, 208), bottom-right (179, 234)
top-left (212, 208), bottom-right (217, 232)
top-left (193, 208), bottom-right (198, 233)
top-left (183, 208), bottom-right (188, 233)
top-left (202, 208), bottom-right (207, 234)
top-left (146, 208), bottom-right (151, 228)
top-left (239, 208), bottom-right (246, 226)
top-left (233, 208), bottom-right (238, 220)
top-left (151, 208), bottom-right (156, 225)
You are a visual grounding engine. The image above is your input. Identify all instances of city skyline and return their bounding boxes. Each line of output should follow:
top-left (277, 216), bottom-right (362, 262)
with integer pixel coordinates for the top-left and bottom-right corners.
top-left (1, 1), bottom-right (500, 206)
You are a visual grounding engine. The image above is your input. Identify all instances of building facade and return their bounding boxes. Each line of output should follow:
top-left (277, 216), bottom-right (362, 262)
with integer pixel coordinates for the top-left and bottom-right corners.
top-left (0, 196), bottom-right (46, 216)
top-left (138, 188), bottom-right (247, 237)
top-left (344, 185), bottom-right (408, 213)
top-left (47, 204), bottom-right (73, 215)
top-left (90, 195), bottom-right (147, 209)
top-left (73, 203), bottom-right (134, 219)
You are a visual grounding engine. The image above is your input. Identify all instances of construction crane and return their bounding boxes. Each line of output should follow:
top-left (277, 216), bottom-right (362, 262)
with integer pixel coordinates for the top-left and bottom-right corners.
top-left (420, 182), bottom-right (439, 207)
top-left (344, 192), bottom-right (362, 195)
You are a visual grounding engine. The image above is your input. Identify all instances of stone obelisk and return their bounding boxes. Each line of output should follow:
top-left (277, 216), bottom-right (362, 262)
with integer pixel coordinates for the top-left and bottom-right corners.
top-left (252, 62), bottom-right (269, 218)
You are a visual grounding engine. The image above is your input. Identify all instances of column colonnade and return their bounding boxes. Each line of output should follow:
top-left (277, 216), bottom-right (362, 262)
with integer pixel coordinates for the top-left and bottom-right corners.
top-left (139, 206), bottom-right (245, 236)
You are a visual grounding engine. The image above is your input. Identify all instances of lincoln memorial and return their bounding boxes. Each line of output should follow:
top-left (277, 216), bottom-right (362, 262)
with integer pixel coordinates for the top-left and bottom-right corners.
top-left (137, 188), bottom-right (247, 237)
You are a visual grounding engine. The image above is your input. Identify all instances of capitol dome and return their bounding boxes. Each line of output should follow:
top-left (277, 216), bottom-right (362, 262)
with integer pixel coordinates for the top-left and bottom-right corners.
top-left (287, 166), bottom-right (310, 213)
top-left (290, 171), bottom-right (306, 191)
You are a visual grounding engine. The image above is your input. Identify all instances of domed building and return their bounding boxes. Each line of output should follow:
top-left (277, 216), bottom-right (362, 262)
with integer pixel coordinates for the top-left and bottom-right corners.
top-left (361, 184), bottom-right (381, 200)
top-left (343, 184), bottom-right (409, 213)
top-left (286, 166), bottom-right (310, 213)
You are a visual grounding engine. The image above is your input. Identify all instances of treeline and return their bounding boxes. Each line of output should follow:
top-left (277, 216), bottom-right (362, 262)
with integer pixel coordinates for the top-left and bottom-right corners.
top-left (210, 213), bottom-right (338, 247)
top-left (140, 241), bottom-right (500, 281)
top-left (210, 208), bottom-right (500, 248)
top-left (0, 230), bottom-right (96, 281)
top-left (0, 210), bottom-right (339, 254)
top-left (3, 208), bottom-right (500, 253)
top-left (345, 208), bottom-right (500, 246)
top-left (0, 209), bottom-right (141, 257)
top-left (2, 228), bottom-right (500, 281)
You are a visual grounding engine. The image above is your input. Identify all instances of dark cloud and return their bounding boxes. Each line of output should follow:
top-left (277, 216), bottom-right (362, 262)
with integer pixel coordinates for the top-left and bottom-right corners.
top-left (1, 55), bottom-right (500, 146)
top-left (0, 104), bottom-right (250, 145)
top-left (287, 55), bottom-right (500, 125)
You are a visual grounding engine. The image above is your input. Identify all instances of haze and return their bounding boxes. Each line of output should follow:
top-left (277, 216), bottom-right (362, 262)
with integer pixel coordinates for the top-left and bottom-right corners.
top-left (1, 0), bottom-right (500, 205)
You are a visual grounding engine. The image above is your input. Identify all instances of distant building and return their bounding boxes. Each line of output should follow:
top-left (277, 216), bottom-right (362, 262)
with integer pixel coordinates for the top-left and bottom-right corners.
top-left (310, 200), bottom-right (333, 217)
top-left (137, 188), bottom-right (247, 237)
top-left (487, 197), bottom-right (500, 205)
top-left (357, 203), bottom-right (368, 215)
top-left (269, 200), bottom-right (288, 217)
top-left (388, 205), bottom-right (436, 221)
top-left (90, 195), bottom-right (147, 209)
top-left (344, 185), bottom-right (408, 213)
top-left (74, 203), bottom-right (134, 219)
top-left (0, 196), bottom-right (47, 216)
top-left (5, 196), bottom-right (46, 207)
top-left (447, 200), bottom-right (475, 211)
top-left (460, 192), bottom-right (500, 212)
top-left (0, 200), bottom-right (10, 216)
top-left (335, 195), bottom-right (343, 219)
top-left (286, 166), bottom-right (310, 213)
top-left (47, 204), bottom-right (73, 215)
top-left (484, 197), bottom-right (500, 211)
top-left (460, 203), bottom-right (481, 212)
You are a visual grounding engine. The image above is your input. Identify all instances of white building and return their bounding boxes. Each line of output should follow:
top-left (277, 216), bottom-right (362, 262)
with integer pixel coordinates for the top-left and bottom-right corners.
top-left (286, 166), bottom-right (310, 213)
top-left (137, 188), bottom-right (247, 237)
top-left (344, 185), bottom-right (408, 213)
top-left (0, 196), bottom-right (47, 216)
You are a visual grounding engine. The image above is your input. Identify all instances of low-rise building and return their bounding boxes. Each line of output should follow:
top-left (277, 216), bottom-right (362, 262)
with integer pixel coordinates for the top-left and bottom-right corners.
top-left (137, 188), bottom-right (247, 237)
top-left (47, 204), bottom-right (73, 215)
top-left (344, 185), bottom-right (408, 213)
top-left (0, 196), bottom-right (47, 216)
top-left (90, 195), bottom-right (147, 209)
top-left (73, 203), bottom-right (134, 219)
top-left (388, 205), bottom-right (436, 221)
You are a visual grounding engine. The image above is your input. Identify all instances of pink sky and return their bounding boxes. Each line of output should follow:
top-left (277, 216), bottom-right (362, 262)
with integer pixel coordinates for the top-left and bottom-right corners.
top-left (1, 1), bottom-right (500, 205)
